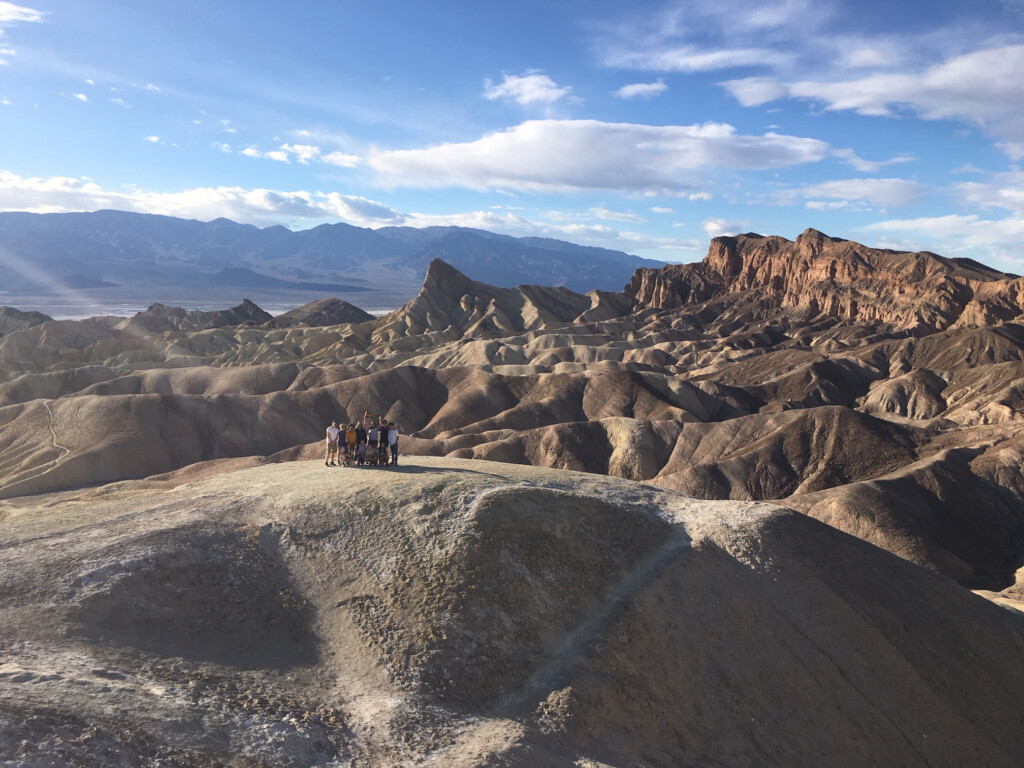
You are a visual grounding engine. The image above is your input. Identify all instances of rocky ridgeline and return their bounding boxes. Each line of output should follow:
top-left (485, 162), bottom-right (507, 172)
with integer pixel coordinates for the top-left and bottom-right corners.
top-left (628, 228), bottom-right (1024, 332)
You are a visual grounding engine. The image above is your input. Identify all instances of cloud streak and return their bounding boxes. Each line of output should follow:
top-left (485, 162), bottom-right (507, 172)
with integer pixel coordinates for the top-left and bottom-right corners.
top-left (612, 79), bottom-right (667, 99)
top-left (778, 178), bottom-right (926, 208)
top-left (0, 2), bottom-right (43, 26)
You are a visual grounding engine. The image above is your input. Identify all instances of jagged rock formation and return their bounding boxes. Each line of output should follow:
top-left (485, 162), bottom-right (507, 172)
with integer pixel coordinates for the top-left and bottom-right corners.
top-left (2, 459), bottom-right (1023, 766)
top-left (372, 259), bottom-right (602, 343)
top-left (628, 228), bottom-right (1023, 332)
top-left (1, 233), bottom-right (1024, 603)
top-left (116, 298), bottom-right (273, 334)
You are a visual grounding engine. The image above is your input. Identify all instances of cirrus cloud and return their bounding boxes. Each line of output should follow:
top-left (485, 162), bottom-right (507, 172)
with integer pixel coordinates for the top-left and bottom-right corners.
top-left (722, 44), bottom-right (1024, 145)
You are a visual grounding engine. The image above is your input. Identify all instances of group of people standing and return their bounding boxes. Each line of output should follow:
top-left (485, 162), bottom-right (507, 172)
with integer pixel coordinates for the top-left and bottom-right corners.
top-left (325, 418), bottom-right (400, 467)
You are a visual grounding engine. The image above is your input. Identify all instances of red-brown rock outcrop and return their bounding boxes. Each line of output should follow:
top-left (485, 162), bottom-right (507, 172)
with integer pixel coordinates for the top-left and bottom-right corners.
top-left (628, 229), bottom-right (1022, 332)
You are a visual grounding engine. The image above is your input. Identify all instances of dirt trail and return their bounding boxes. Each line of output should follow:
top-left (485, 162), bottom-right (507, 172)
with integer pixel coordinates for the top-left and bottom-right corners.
top-left (0, 399), bottom-right (70, 495)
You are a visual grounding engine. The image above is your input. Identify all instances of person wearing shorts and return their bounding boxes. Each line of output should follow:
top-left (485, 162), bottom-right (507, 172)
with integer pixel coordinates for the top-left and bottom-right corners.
top-left (325, 420), bottom-right (340, 466)
top-left (345, 423), bottom-right (358, 465)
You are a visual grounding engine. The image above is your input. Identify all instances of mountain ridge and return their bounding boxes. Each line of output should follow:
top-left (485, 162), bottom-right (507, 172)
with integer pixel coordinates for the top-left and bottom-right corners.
top-left (0, 210), bottom-right (663, 304)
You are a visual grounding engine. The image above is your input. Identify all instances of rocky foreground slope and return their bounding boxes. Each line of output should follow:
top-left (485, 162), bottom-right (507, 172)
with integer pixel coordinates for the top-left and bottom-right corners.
top-left (1, 229), bottom-right (1024, 605)
top-left (2, 459), bottom-right (1023, 766)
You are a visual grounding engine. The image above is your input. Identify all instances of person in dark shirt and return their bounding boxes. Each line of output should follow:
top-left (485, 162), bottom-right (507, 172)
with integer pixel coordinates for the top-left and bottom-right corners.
top-left (377, 421), bottom-right (390, 466)
top-left (355, 421), bottom-right (368, 465)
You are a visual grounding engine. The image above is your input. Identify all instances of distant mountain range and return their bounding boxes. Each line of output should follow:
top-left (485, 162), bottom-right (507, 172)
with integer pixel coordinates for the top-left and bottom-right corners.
top-left (0, 210), bottom-right (663, 308)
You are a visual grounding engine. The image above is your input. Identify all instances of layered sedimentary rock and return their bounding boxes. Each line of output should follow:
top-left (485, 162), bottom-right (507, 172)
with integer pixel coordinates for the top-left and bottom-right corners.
top-left (628, 228), bottom-right (1022, 332)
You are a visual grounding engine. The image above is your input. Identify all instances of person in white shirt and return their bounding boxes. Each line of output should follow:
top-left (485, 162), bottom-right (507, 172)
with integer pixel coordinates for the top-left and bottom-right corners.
top-left (325, 420), bottom-right (341, 466)
top-left (387, 422), bottom-right (400, 466)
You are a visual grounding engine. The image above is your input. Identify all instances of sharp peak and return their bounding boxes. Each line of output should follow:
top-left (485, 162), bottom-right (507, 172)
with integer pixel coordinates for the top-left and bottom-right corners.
top-left (797, 228), bottom-right (845, 243)
top-left (424, 258), bottom-right (471, 281)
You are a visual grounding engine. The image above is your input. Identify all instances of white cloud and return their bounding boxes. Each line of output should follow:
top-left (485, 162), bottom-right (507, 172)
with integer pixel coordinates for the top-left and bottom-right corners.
top-left (702, 217), bottom-right (749, 237)
top-left (778, 178), bottom-right (925, 207)
top-left (805, 200), bottom-right (851, 210)
top-left (483, 70), bottom-right (573, 105)
top-left (719, 77), bottom-right (790, 106)
top-left (321, 192), bottom-right (401, 223)
top-left (723, 45), bottom-right (1024, 143)
top-left (323, 151), bottom-right (360, 168)
top-left (279, 143), bottom-right (320, 164)
top-left (241, 143), bottom-right (335, 165)
top-left (220, 119), bottom-right (237, 134)
top-left (1, 97), bottom-right (9, 106)
top-left (996, 141), bottom-right (1024, 161)
top-left (213, 142), bottom-right (231, 153)
top-left (368, 119), bottom-right (829, 193)
top-left (794, 46), bottom-right (1024, 123)
top-left (598, 1), bottom-right (1024, 150)
top-left (686, 191), bottom-right (713, 201)
top-left (831, 148), bottom-right (914, 173)
top-left (84, 78), bottom-right (94, 86)
top-left (0, 170), bottom-right (400, 227)
top-left (143, 135), bottom-right (162, 144)
top-left (956, 171), bottom-right (1024, 215)
top-left (0, 2), bottom-right (42, 25)
top-left (142, 83), bottom-right (161, 92)
top-left (738, 78), bottom-right (817, 108)
top-left (110, 97), bottom-right (129, 108)
top-left (73, 92), bottom-right (87, 102)
top-left (865, 214), bottom-right (1024, 266)
top-left (613, 79), bottom-right (667, 99)
top-left (591, 207), bottom-right (646, 223)
top-left (608, 44), bottom-right (790, 73)
top-left (651, 206), bottom-right (674, 213)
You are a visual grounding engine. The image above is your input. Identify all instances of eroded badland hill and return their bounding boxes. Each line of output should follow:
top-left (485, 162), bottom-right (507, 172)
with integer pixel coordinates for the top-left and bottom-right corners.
top-left (2, 229), bottom-right (1024, 765)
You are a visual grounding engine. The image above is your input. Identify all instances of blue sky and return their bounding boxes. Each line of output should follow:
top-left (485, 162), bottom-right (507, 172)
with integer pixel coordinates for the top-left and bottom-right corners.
top-left (2, 0), bottom-right (1024, 269)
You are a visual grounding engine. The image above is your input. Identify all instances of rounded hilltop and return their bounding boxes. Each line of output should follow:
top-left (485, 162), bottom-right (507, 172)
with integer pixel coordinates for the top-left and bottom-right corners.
top-left (1, 457), bottom-right (1023, 766)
